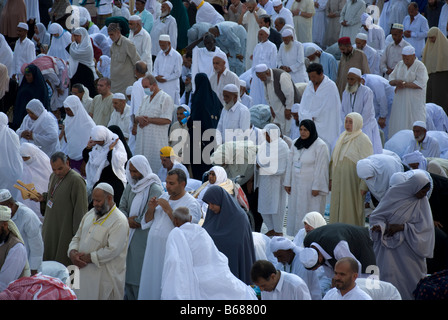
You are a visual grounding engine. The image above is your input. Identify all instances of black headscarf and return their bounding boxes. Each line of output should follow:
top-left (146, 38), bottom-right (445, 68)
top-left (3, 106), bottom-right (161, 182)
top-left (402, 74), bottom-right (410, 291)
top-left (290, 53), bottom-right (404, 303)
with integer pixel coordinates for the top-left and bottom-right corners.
top-left (294, 119), bottom-right (318, 150)
top-left (12, 64), bottom-right (50, 130)
top-left (108, 125), bottom-right (133, 160)
top-left (202, 185), bottom-right (255, 285)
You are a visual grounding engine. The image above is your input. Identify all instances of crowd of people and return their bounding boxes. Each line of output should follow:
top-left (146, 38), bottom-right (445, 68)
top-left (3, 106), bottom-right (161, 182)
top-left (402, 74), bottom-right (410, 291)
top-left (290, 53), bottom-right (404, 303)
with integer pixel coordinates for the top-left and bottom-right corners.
top-left (0, 0), bottom-right (448, 301)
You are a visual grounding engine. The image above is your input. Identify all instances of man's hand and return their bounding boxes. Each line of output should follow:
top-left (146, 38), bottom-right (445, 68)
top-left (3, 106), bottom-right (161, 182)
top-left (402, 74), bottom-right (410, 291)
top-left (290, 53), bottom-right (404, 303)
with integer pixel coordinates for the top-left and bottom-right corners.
top-left (157, 198), bottom-right (172, 216)
top-left (155, 75), bottom-right (167, 83)
top-left (285, 108), bottom-right (292, 120)
top-left (311, 190), bottom-right (319, 197)
top-left (69, 250), bottom-right (88, 268)
top-left (128, 216), bottom-right (141, 229)
top-left (285, 186), bottom-right (291, 194)
top-left (378, 117), bottom-right (386, 129)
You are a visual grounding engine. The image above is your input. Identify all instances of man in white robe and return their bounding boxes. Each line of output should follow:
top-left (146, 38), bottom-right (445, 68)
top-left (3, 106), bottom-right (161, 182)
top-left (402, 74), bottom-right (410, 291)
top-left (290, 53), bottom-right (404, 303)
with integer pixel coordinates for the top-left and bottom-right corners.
top-left (339, 0), bottom-right (366, 43)
top-left (210, 52), bottom-right (241, 107)
top-left (403, 121), bottom-right (441, 158)
top-left (299, 63), bottom-right (341, 150)
top-left (340, 68), bottom-right (382, 154)
top-left (271, 0), bottom-right (294, 30)
top-left (108, 93), bottom-right (131, 140)
top-left (258, 0), bottom-right (276, 15)
top-left (149, 2), bottom-right (178, 58)
top-left (68, 183), bottom-right (129, 300)
top-left (153, 34), bottom-right (182, 105)
top-left (161, 207), bottom-right (257, 300)
top-left (355, 33), bottom-right (381, 76)
top-left (402, 2), bottom-right (429, 59)
top-left (312, 0), bottom-right (328, 47)
top-left (359, 13), bottom-right (385, 53)
top-left (379, 23), bottom-right (411, 79)
top-left (277, 29), bottom-right (308, 84)
top-left (388, 46), bottom-right (429, 138)
top-left (238, 0), bottom-right (266, 71)
top-left (138, 168), bottom-right (202, 300)
top-left (134, 74), bottom-right (174, 174)
top-left (129, 61), bottom-right (148, 153)
top-left (129, 15), bottom-right (153, 73)
top-left (12, 23), bottom-right (36, 84)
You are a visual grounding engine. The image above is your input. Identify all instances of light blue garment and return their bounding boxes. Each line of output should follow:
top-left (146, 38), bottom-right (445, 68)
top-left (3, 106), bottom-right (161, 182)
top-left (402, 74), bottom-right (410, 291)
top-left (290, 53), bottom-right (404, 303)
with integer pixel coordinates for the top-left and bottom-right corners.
top-left (137, 9), bottom-right (154, 34)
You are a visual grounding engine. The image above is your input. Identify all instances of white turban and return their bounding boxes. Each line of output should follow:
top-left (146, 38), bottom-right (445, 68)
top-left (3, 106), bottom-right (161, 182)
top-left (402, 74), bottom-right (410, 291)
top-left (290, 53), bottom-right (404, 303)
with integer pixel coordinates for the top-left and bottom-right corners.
top-left (413, 121), bottom-right (426, 130)
top-left (269, 236), bottom-right (295, 253)
top-left (255, 64), bottom-right (268, 73)
top-left (348, 67), bottom-right (362, 78)
top-left (159, 34), bottom-right (171, 42)
top-left (94, 182), bottom-right (115, 196)
top-left (0, 189), bottom-right (12, 203)
top-left (113, 93), bottom-right (126, 100)
top-left (223, 83), bottom-right (239, 93)
top-left (17, 22), bottom-right (28, 30)
top-left (300, 247), bottom-right (319, 268)
top-left (402, 45), bottom-right (415, 55)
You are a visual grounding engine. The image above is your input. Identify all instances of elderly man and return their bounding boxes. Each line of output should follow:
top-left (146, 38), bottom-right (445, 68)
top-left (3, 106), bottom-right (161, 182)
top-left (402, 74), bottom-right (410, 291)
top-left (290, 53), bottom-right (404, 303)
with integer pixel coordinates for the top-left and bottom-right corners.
top-left (336, 36), bottom-right (370, 97)
top-left (258, 14), bottom-right (283, 49)
top-left (403, 2), bottom-right (429, 59)
top-left (238, 0), bottom-right (266, 71)
top-left (138, 168), bottom-right (202, 300)
top-left (255, 64), bottom-right (300, 137)
top-left (323, 257), bottom-right (373, 300)
top-left (210, 52), bottom-right (241, 106)
top-left (216, 84), bottom-right (251, 143)
top-left (153, 34), bottom-right (183, 105)
top-left (68, 183), bottom-right (129, 300)
top-left (90, 78), bottom-right (114, 126)
top-left (359, 13), bottom-right (385, 53)
top-left (379, 23), bottom-right (411, 79)
top-left (403, 121), bottom-right (441, 158)
top-left (340, 68), bottom-right (383, 154)
top-left (108, 93), bottom-right (131, 141)
top-left (129, 15), bottom-right (153, 73)
top-left (0, 189), bottom-right (43, 276)
top-left (134, 74), bottom-right (174, 174)
top-left (388, 46), bottom-right (429, 138)
top-left (150, 1), bottom-right (177, 57)
top-left (250, 259), bottom-right (311, 300)
top-left (304, 44), bottom-right (338, 81)
top-left (119, 155), bottom-right (164, 300)
top-left (108, 22), bottom-right (141, 95)
top-left (355, 33), bottom-right (380, 76)
top-left (34, 152), bottom-right (88, 266)
top-left (272, 0), bottom-right (294, 29)
top-left (299, 63), bottom-right (341, 149)
top-left (339, 0), bottom-right (365, 43)
top-left (12, 22), bottom-right (35, 84)
top-left (0, 205), bottom-right (30, 292)
top-left (277, 29), bottom-right (308, 84)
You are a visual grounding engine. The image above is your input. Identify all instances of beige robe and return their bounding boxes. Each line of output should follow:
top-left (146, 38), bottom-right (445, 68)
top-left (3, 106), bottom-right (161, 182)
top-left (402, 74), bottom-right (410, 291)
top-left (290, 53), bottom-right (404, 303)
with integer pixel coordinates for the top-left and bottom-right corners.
top-left (68, 205), bottom-right (130, 300)
top-left (90, 94), bottom-right (114, 126)
top-left (336, 48), bottom-right (370, 97)
top-left (110, 35), bottom-right (141, 95)
top-left (291, 0), bottom-right (315, 43)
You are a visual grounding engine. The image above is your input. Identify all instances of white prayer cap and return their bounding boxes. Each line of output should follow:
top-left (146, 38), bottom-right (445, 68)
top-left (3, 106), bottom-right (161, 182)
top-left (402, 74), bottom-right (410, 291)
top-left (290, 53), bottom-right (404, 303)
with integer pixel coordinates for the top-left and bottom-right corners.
top-left (113, 92), bottom-right (126, 100)
top-left (413, 120), bottom-right (427, 129)
top-left (305, 46), bottom-right (318, 57)
top-left (360, 12), bottom-right (369, 25)
top-left (129, 15), bottom-right (142, 21)
top-left (126, 86), bottom-right (133, 95)
top-left (159, 34), bottom-right (171, 42)
top-left (302, 211), bottom-right (327, 229)
top-left (223, 83), bottom-right (239, 93)
top-left (0, 189), bottom-right (12, 203)
top-left (281, 28), bottom-right (294, 38)
top-left (94, 182), bottom-right (115, 196)
top-left (402, 45), bottom-right (415, 55)
top-left (178, 104), bottom-right (191, 114)
top-left (391, 23), bottom-right (404, 30)
top-left (213, 51), bottom-right (227, 62)
top-left (291, 103), bottom-right (300, 113)
top-left (260, 27), bottom-right (270, 35)
top-left (300, 247), bottom-right (319, 269)
top-left (17, 22), bottom-right (28, 30)
top-left (355, 33), bottom-right (368, 41)
top-left (348, 67), bottom-right (362, 78)
top-left (164, 1), bottom-right (173, 10)
top-left (269, 236), bottom-right (295, 253)
top-left (272, 0), bottom-right (282, 6)
top-left (0, 205), bottom-right (11, 221)
top-left (255, 64), bottom-right (268, 73)
top-left (79, 16), bottom-right (88, 26)
top-left (239, 79), bottom-right (246, 87)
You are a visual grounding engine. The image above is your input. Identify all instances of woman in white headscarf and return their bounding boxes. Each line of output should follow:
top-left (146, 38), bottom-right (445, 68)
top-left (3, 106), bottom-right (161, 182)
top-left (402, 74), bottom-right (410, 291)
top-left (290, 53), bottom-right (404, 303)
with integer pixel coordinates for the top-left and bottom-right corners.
top-left (68, 27), bottom-right (98, 99)
top-left (16, 99), bottom-right (60, 157)
top-left (0, 112), bottom-right (23, 199)
top-left (329, 112), bottom-right (373, 226)
top-left (91, 33), bottom-right (112, 57)
top-left (97, 55), bottom-right (111, 78)
top-left (0, 34), bottom-right (14, 76)
top-left (47, 23), bottom-right (72, 61)
top-left (32, 22), bottom-right (51, 54)
top-left (83, 125), bottom-right (128, 205)
top-left (255, 123), bottom-right (290, 237)
top-left (17, 142), bottom-right (52, 220)
top-left (293, 211), bottom-right (327, 248)
top-left (63, 95), bottom-right (96, 174)
top-left (369, 169), bottom-right (435, 300)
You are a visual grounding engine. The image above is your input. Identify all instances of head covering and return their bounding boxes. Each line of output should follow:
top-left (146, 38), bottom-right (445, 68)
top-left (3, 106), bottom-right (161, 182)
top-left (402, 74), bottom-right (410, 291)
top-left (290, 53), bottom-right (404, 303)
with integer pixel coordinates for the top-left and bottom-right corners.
top-left (331, 112), bottom-right (373, 170)
top-left (208, 166), bottom-right (228, 185)
top-left (160, 146), bottom-right (177, 158)
top-left (356, 154), bottom-right (405, 201)
top-left (98, 55), bottom-right (111, 78)
top-left (47, 23), bottom-right (72, 61)
top-left (305, 46), bottom-right (318, 57)
top-left (108, 125), bottom-right (133, 159)
top-left (281, 29), bottom-right (294, 38)
top-left (239, 80), bottom-right (246, 88)
top-left (369, 169), bottom-right (434, 258)
top-left (33, 23), bottom-right (50, 46)
top-left (68, 27), bottom-right (97, 80)
top-left (90, 33), bottom-right (112, 57)
top-left (348, 67), bottom-right (362, 78)
top-left (257, 123), bottom-right (290, 176)
top-left (113, 93), bottom-right (126, 100)
top-left (260, 27), bottom-right (270, 35)
top-left (164, 1), bottom-right (173, 10)
top-left (17, 22), bottom-right (28, 31)
top-left (402, 151), bottom-right (427, 170)
top-left (222, 83), bottom-right (239, 94)
top-left (422, 27), bottom-right (448, 74)
top-left (0, 189), bottom-right (12, 202)
top-left (202, 185), bottom-right (256, 285)
top-left (272, 0), bottom-right (282, 6)
top-left (129, 15), bottom-right (142, 21)
top-left (63, 95), bottom-right (96, 161)
top-left (355, 33), bottom-right (368, 41)
top-left (413, 120), bottom-right (426, 130)
top-left (270, 236), bottom-right (296, 253)
top-left (159, 34), bottom-right (171, 42)
top-left (302, 211), bottom-right (327, 230)
top-left (300, 247), bottom-right (319, 269)
top-left (25, 99), bottom-right (45, 117)
top-left (294, 119), bottom-right (318, 150)
top-left (338, 37), bottom-right (351, 46)
top-left (391, 23), bottom-right (404, 30)
top-left (402, 46), bottom-right (415, 55)
top-left (0, 35), bottom-right (13, 77)
top-left (94, 182), bottom-right (115, 196)
top-left (255, 64), bottom-right (268, 73)
top-left (12, 65), bottom-right (50, 130)
top-left (0, 205), bottom-right (25, 245)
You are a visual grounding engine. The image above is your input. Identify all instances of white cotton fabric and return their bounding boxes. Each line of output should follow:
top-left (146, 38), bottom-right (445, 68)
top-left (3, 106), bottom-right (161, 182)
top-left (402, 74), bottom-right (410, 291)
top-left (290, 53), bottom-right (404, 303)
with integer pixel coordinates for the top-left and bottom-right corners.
top-left (69, 27), bottom-right (98, 80)
top-left (47, 23), bottom-right (72, 61)
top-left (63, 95), bottom-right (96, 161)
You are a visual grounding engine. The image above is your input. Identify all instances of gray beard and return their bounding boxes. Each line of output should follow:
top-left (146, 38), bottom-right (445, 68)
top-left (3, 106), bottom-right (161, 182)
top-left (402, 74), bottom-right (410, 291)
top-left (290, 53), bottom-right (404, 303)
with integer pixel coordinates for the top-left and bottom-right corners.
top-left (346, 83), bottom-right (359, 94)
top-left (95, 202), bottom-right (111, 217)
top-left (284, 42), bottom-right (293, 52)
top-left (225, 100), bottom-right (235, 110)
